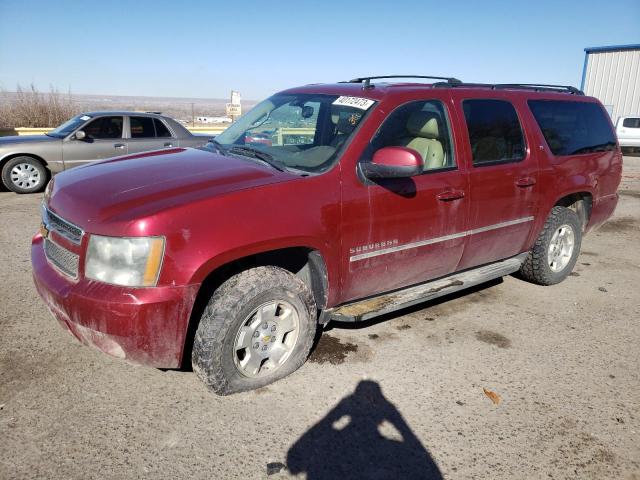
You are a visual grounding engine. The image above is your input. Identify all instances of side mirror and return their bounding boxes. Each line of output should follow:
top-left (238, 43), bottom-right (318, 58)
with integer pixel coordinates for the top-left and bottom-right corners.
top-left (75, 130), bottom-right (86, 140)
top-left (361, 146), bottom-right (424, 179)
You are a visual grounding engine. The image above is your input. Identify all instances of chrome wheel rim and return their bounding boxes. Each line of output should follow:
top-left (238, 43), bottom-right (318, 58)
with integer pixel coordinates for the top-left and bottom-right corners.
top-left (10, 163), bottom-right (40, 189)
top-left (233, 300), bottom-right (300, 378)
top-left (548, 224), bottom-right (575, 272)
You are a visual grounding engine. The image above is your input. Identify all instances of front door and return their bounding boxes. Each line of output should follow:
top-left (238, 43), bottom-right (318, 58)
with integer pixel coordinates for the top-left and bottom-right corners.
top-left (62, 115), bottom-right (126, 168)
top-left (453, 96), bottom-right (539, 270)
top-left (340, 97), bottom-right (469, 303)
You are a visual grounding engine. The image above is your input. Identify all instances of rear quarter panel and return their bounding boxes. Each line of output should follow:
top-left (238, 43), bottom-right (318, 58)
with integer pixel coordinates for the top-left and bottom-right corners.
top-left (520, 96), bottom-right (622, 236)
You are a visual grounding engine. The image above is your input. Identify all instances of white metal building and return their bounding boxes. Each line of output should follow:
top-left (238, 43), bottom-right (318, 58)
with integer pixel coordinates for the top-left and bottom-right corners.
top-left (581, 44), bottom-right (640, 124)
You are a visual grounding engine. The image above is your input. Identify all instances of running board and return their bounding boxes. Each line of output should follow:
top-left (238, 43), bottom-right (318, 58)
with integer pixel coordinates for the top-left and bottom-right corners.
top-left (328, 254), bottom-right (528, 322)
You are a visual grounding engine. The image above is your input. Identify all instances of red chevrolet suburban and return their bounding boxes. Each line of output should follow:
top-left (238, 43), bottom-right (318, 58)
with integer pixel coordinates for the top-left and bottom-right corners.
top-left (32, 76), bottom-right (622, 394)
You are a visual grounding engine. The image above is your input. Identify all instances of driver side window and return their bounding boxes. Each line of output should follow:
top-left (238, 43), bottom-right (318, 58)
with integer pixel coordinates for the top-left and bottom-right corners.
top-left (366, 100), bottom-right (455, 173)
top-left (83, 116), bottom-right (123, 139)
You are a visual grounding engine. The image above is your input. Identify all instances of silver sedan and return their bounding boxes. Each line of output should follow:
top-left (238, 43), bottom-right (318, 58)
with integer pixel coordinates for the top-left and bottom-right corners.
top-left (0, 111), bottom-right (210, 193)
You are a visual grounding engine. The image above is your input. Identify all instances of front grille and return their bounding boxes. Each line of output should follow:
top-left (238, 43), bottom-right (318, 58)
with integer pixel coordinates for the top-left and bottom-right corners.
top-left (43, 207), bottom-right (83, 245)
top-left (44, 238), bottom-right (79, 279)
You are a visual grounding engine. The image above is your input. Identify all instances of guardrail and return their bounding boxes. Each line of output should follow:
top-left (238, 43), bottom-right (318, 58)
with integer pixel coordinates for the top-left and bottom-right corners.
top-left (0, 126), bottom-right (317, 138)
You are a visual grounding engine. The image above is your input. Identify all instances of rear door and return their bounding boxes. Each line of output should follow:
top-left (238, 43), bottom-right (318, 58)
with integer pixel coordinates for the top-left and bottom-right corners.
top-left (126, 116), bottom-right (176, 154)
top-left (62, 115), bottom-right (126, 168)
top-left (453, 95), bottom-right (540, 271)
top-left (340, 95), bottom-right (470, 302)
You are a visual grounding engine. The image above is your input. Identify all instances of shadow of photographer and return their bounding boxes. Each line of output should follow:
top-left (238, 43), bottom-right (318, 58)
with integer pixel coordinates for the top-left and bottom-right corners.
top-left (287, 380), bottom-right (442, 480)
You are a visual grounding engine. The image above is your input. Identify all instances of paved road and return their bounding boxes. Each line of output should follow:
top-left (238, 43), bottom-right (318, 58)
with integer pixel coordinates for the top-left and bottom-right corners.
top-left (1, 157), bottom-right (639, 479)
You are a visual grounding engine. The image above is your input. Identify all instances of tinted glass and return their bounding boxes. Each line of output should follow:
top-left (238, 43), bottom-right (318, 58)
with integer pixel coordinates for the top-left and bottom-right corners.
top-left (130, 116), bottom-right (155, 138)
top-left (528, 100), bottom-right (616, 155)
top-left (154, 118), bottom-right (172, 137)
top-left (364, 100), bottom-right (455, 172)
top-left (622, 117), bottom-right (640, 128)
top-left (463, 100), bottom-right (525, 164)
top-left (83, 116), bottom-right (123, 139)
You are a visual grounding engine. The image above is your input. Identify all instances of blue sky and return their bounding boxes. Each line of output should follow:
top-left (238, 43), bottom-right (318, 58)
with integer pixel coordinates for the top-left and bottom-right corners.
top-left (0, 0), bottom-right (638, 100)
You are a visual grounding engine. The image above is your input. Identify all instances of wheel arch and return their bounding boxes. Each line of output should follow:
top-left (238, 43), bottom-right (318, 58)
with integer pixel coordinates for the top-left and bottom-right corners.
top-left (0, 152), bottom-right (50, 169)
top-left (180, 246), bottom-right (330, 367)
top-left (553, 191), bottom-right (593, 231)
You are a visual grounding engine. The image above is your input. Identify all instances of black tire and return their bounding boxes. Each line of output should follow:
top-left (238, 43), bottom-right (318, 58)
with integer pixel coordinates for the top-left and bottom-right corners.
top-left (1, 156), bottom-right (48, 193)
top-left (192, 266), bottom-right (317, 395)
top-left (519, 206), bottom-right (582, 285)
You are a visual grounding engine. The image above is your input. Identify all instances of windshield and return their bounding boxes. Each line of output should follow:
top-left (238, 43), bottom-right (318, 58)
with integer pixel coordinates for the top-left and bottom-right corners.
top-left (47, 114), bottom-right (92, 138)
top-left (208, 93), bottom-right (375, 173)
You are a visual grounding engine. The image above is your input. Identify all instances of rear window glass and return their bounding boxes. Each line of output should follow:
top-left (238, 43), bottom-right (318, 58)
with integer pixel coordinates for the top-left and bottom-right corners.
top-left (622, 117), bottom-right (640, 128)
top-left (462, 99), bottom-right (525, 165)
top-left (130, 116), bottom-right (155, 138)
top-left (528, 100), bottom-right (616, 156)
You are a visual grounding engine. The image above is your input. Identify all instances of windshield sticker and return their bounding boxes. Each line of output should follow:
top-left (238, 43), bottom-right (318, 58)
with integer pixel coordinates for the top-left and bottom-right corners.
top-left (80, 115), bottom-right (91, 121)
top-left (332, 96), bottom-right (375, 110)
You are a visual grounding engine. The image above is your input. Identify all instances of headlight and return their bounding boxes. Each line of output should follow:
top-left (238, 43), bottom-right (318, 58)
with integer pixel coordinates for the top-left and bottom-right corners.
top-left (85, 235), bottom-right (165, 287)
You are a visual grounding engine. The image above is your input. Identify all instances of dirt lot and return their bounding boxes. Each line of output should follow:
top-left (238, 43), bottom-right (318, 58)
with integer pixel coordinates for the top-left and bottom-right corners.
top-left (1, 158), bottom-right (639, 480)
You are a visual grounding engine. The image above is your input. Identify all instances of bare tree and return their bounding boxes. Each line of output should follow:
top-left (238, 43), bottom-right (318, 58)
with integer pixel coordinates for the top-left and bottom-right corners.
top-left (0, 84), bottom-right (79, 128)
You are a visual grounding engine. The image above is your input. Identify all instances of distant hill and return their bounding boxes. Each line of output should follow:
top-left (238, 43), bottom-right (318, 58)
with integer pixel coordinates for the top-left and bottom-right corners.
top-left (0, 91), bottom-right (257, 124)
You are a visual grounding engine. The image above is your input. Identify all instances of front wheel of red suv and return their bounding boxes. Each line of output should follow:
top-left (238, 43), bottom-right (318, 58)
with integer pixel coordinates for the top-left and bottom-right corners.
top-left (519, 206), bottom-right (582, 285)
top-left (192, 266), bottom-right (317, 395)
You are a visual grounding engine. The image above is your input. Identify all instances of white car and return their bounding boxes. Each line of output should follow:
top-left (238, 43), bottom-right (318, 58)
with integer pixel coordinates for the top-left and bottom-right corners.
top-left (616, 116), bottom-right (640, 152)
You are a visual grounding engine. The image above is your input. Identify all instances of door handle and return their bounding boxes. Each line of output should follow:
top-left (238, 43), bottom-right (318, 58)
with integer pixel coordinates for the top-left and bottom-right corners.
top-left (164, 142), bottom-right (173, 147)
top-left (114, 143), bottom-right (125, 149)
top-left (516, 177), bottom-right (536, 188)
top-left (436, 189), bottom-right (465, 201)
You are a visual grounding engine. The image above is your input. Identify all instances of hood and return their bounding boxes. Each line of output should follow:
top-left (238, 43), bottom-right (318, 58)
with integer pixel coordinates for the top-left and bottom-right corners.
top-left (48, 147), bottom-right (295, 228)
top-left (0, 135), bottom-right (60, 146)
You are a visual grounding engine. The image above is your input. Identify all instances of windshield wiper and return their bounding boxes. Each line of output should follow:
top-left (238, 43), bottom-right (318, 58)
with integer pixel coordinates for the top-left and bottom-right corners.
top-left (205, 138), bottom-right (228, 154)
top-left (228, 146), bottom-right (287, 172)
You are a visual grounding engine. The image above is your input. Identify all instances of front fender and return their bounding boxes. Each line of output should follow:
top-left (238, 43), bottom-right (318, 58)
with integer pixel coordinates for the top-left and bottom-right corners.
top-left (189, 235), bottom-right (334, 286)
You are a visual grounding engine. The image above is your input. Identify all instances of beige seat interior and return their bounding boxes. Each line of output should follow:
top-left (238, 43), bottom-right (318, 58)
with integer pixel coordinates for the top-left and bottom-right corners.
top-left (330, 110), bottom-right (359, 149)
top-left (398, 111), bottom-right (445, 170)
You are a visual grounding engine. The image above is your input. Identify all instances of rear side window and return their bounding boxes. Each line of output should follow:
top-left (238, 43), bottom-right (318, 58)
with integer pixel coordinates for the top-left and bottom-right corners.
top-left (463, 100), bottom-right (525, 165)
top-left (622, 117), bottom-right (640, 128)
top-left (154, 118), bottom-right (172, 137)
top-left (528, 100), bottom-right (616, 155)
top-left (130, 116), bottom-right (155, 138)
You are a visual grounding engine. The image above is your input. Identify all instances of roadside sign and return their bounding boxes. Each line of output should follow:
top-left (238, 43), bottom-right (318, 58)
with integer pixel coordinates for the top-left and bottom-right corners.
top-left (226, 103), bottom-right (242, 116)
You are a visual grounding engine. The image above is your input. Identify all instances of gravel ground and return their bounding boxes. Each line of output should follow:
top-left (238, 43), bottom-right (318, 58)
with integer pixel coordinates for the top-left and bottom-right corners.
top-left (1, 157), bottom-right (639, 480)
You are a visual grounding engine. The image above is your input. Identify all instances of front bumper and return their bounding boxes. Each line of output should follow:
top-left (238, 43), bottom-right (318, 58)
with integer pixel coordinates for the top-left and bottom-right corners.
top-left (31, 233), bottom-right (199, 368)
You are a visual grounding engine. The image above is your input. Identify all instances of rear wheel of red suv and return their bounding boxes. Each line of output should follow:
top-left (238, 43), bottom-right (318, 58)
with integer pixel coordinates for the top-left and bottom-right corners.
top-left (519, 206), bottom-right (582, 285)
top-left (192, 266), bottom-right (317, 395)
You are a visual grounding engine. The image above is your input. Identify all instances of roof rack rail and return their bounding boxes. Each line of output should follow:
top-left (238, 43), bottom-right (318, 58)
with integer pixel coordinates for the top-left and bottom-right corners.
top-left (432, 82), bottom-right (584, 95)
top-left (345, 75), bottom-right (462, 90)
